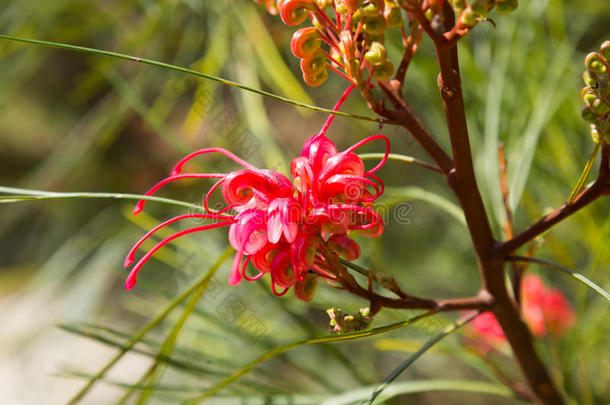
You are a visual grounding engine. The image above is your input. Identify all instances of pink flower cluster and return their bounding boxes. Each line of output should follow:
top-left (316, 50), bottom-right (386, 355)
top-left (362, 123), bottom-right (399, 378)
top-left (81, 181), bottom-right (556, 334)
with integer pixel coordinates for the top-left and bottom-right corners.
top-left (124, 95), bottom-right (389, 302)
top-left (468, 274), bottom-right (577, 348)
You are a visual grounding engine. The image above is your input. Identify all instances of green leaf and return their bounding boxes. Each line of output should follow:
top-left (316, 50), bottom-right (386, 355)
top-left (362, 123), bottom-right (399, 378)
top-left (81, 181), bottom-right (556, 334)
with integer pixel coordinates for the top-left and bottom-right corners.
top-left (0, 34), bottom-right (383, 123)
top-left (0, 186), bottom-right (200, 211)
top-left (320, 379), bottom-right (515, 405)
top-left (182, 310), bottom-right (439, 404)
top-left (64, 247), bottom-right (233, 405)
top-left (364, 312), bottom-right (479, 404)
top-left (358, 153), bottom-right (442, 174)
top-left (568, 140), bottom-right (601, 203)
top-left (508, 256), bottom-right (610, 302)
top-left (382, 186), bottom-right (466, 227)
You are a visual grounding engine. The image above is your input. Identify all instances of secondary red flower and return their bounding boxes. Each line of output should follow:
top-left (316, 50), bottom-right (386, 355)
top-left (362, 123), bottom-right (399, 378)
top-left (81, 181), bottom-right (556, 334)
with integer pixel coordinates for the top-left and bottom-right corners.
top-left (467, 274), bottom-right (576, 346)
top-left (124, 86), bottom-right (390, 301)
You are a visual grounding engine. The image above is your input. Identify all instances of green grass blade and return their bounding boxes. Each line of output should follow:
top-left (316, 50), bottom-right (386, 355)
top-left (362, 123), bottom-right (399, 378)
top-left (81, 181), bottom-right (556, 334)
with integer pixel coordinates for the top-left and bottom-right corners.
top-left (0, 186), bottom-right (200, 211)
top-left (182, 310), bottom-right (439, 404)
top-left (363, 311), bottom-right (479, 404)
top-left (0, 34), bottom-right (384, 123)
top-left (64, 247), bottom-right (233, 405)
top-left (567, 141), bottom-right (601, 203)
top-left (507, 256), bottom-right (610, 302)
top-left (124, 256), bottom-right (223, 405)
top-left (320, 379), bottom-right (514, 405)
top-left (382, 186), bottom-right (466, 227)
top-left (358, 153), bottom-right (443, 174)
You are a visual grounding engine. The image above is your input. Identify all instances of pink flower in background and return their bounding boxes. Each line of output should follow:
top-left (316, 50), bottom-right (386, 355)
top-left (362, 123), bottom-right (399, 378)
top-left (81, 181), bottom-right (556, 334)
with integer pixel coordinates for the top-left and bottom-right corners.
top-left (124, 86), bottom-right (390, 301)
top-left (468, 274), bottom-right (576, 346)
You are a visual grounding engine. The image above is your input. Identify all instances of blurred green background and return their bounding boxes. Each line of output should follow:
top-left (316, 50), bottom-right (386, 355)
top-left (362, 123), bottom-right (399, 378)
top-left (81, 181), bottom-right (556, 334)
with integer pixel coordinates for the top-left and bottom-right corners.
top-left (0, 0), bottom-right (608, 404)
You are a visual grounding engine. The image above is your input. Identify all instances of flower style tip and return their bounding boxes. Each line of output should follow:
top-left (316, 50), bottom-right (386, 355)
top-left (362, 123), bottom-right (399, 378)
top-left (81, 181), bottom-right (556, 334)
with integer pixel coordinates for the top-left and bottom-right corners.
top-left (133, 201), bottom-right (145, 216)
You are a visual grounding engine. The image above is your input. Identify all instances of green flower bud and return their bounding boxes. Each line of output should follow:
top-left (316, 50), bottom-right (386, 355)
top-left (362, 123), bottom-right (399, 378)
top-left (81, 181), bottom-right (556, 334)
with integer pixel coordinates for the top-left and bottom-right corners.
top-left (591, 99), bottom-right (610, 115)
top-left (471, 0), bottom-right (488, 16)
top-left (424, 8), bottom-right (433, 20)
top-left (581, 107), bottom-right (598, 124)
top-left (583, 70), bottom-right (597, 88)
top-left (361, 2), bottom-right (381, 16)
top-left (363, 15), bottom-right (387, 35)
top-left (384, 5), bottom-right (404, 28)
top-left (586, 52), bottom-right (607, 75)
top-left (366, 32), bottom-right (385, 44)
top-left (373, 59), bottom-right (394, 79)
top-left (495, 0), bottom-right (518, 14)
top-left (581, 88), bottom-right (597, 107)
top-left (335, 1), bottom-right (348, 13)
top-left (449, 0), bottom-right (464, 13)
top-left (459, 7), bottom-right (478, 28)
top-left (365, 41), bottom-right (387, 65)
top-left (601, 41), bottom-right (610, 60)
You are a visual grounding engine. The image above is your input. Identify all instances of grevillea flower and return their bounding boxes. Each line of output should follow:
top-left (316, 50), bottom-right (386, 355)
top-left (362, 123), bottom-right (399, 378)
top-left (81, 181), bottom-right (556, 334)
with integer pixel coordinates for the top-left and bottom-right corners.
top-left (466, 274), bottom-right (576, 349)
top-left (124, 86), bottom-right (390, 301)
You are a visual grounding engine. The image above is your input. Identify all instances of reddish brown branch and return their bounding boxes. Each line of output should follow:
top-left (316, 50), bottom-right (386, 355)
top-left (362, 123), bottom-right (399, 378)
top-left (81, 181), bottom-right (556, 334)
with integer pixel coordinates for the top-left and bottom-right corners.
top-left (374, 81), bottom-right (455, 174)
top-left (393, 19), bottom-right (423, 87)
top-left (426, 4), bottom-right (566, 403)
top-left (499, 178), bottom-right (609, 256)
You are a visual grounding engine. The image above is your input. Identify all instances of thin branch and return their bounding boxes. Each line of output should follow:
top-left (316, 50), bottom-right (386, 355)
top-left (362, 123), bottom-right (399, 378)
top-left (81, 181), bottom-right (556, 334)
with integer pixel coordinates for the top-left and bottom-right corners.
top-left (375, 80), bottom-right (455, 174)
top-left (500, 179), bottom-right (609, 255)
top-left (393, 20), bottom-right (423, 87)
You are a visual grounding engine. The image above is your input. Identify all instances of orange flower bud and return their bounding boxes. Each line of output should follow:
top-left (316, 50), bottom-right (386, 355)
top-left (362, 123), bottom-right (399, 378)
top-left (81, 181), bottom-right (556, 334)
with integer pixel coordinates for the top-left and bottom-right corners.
top-left (280, 0), bottom-right (316, 26)
top-left (300, 50), bottom-right (327, 76)
top-left (291, 27), bottom-right (322, 58)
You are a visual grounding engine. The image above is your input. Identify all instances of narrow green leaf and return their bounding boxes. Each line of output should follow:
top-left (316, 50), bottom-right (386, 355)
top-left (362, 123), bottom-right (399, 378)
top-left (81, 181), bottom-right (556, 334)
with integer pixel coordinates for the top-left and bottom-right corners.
top-left (382, 186), bottom-right (466, 227)
top-left (182, 310), bottom-right (439, 404)
top-left (64, 247), bottom-right (233, 405)
top-left (320, 379), bottom-right (514, 405)
top-left (507, 256), bottom-right (610, 302)
top-left (127, 255), bottom-right (222, 404)
top-left (358, 153), bottom-right (442, 174)
top-left (0, 34), bottom-right (384, 123)
top-left (364, 312), bottom-right (479, 404)
top-left (0, 186), bottom-right (200, 211)
top-left (568, 141), bottom-right (601, 203)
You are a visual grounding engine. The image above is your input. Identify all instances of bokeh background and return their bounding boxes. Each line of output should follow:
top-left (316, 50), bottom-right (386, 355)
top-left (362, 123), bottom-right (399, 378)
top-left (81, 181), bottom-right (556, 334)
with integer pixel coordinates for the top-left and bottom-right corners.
top-left (0, 0), bottom-right (609, 404)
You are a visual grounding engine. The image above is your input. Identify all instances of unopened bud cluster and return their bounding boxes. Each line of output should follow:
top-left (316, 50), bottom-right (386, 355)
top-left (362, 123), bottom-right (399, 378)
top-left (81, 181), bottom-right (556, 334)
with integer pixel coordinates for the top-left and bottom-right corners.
top-left (257, 0), bottom-right (405, 86)
top-left (581, 42), bottom-right (610, 142)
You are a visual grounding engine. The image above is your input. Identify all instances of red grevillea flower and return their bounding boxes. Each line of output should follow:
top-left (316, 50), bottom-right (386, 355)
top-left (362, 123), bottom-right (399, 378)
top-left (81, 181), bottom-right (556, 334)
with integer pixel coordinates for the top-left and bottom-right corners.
top-left (124, 86), bottom-right (390, 301)
top-left (467, 274), bottom-right (577, 348)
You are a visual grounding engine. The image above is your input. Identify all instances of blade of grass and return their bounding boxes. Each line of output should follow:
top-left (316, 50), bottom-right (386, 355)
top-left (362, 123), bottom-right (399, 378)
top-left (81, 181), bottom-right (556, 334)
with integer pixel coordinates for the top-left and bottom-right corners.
top-left (129, 255), bottom-right (223, 405)
top-left (0, 34), bottom-right (385, 123)
top-left (182, 310), bottom-right (439, 404)
top-left (65, 247), bottom-right (233, 405)
top-left (364, 311), bottom-right (479, 404)
top-left (320, 379), bottom-right (515, 405)
top-left (0, 186), bottom-right (200, 211)
top-left (507, 256), bottom-right (610, 302)
top-left (358, 153), bottom-right (442, 174)
top-left (382, 186), bottom-right (466, 227)
top-left (567, 140), bottom-right (601, 203)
